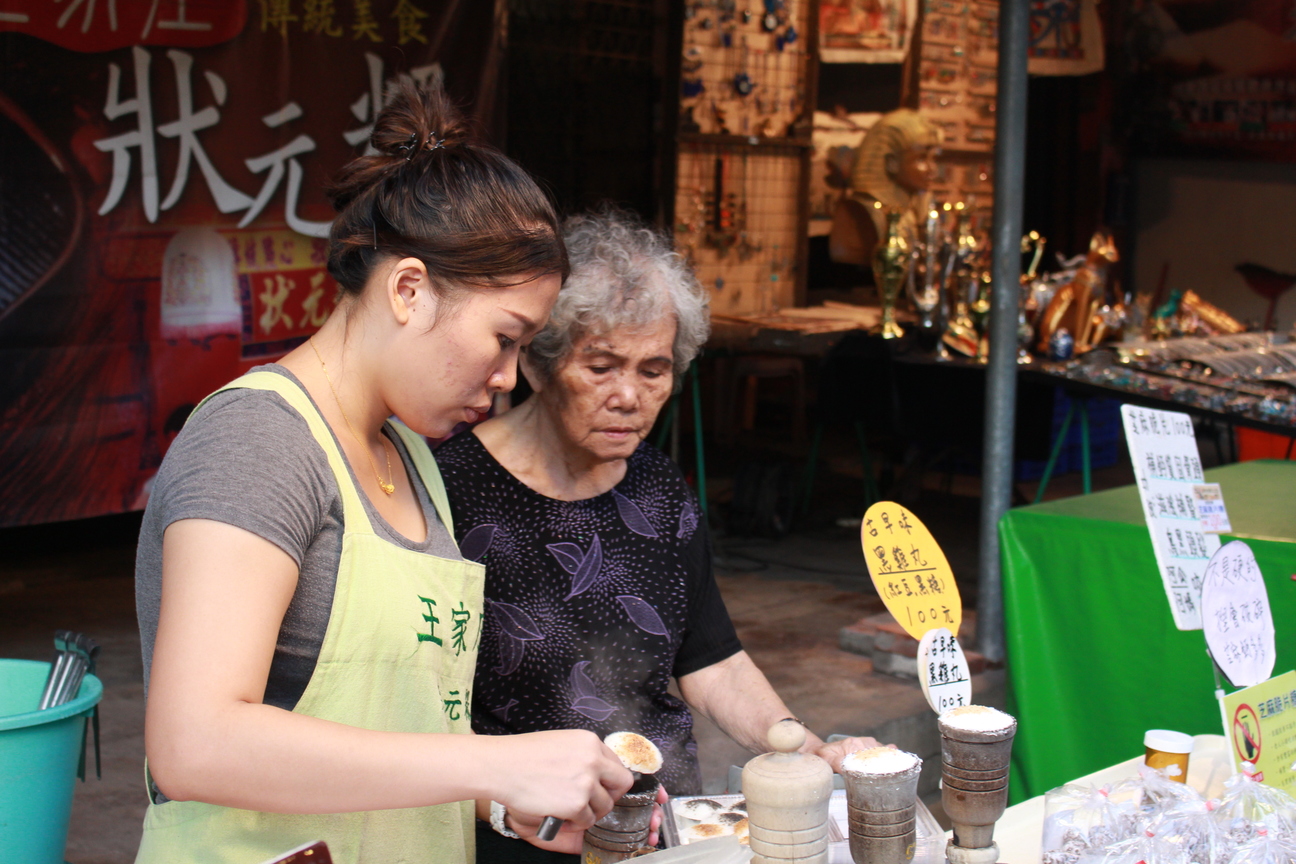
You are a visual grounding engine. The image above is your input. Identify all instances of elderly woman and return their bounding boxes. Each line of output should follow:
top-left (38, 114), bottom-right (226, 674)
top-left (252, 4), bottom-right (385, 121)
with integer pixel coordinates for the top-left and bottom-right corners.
top-left (435, 209), bottom-right (878, 861)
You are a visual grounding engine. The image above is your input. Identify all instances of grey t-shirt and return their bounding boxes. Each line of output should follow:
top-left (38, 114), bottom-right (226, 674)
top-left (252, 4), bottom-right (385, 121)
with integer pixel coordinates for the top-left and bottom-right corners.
top-left (135, 364), bottom-right (461, 711)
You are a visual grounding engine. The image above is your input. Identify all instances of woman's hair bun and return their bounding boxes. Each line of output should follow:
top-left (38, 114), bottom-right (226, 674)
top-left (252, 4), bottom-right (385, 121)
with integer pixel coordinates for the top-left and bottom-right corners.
top-left (324, 78), bottom-right (567, 301)
top-left (369, 80), bottom-right (470, 161)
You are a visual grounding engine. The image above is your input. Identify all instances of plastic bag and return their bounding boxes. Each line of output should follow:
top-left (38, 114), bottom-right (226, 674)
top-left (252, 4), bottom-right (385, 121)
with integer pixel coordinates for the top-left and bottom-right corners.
top-left (1146, 804), bottom-right (1221, 864)
top-left (1043, 783), bottom-right (1141, 864)
top-left (1211, 767), bottom-right (1296, 849)
top-left (1230, 828), bottom-right (1296, 864)
top-left (1074, 830), bottom-right (1158, 864)
top-left (1108, 766), bottom-right (1206, 822)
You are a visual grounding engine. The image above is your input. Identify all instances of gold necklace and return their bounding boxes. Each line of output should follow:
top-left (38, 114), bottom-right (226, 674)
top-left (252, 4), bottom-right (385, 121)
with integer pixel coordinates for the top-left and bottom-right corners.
top-left (309, 337), bottom-right (396, 495)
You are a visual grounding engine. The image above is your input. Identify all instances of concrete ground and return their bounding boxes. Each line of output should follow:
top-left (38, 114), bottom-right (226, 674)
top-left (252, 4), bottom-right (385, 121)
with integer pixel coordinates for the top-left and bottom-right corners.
top-left (0, 455), bottom-right (1129, 863)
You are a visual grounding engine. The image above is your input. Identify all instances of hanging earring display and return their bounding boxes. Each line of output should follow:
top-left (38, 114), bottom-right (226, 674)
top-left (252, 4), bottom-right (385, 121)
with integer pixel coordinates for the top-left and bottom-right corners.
top-left (733, 38), bottom-right (754, 97)
top-left (673, 0), bottom-right (809, 317)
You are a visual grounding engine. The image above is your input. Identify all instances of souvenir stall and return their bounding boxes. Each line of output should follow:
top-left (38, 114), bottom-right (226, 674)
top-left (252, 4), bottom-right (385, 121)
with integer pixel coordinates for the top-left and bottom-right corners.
top-left (672, 0), bottom-right (1295, 474)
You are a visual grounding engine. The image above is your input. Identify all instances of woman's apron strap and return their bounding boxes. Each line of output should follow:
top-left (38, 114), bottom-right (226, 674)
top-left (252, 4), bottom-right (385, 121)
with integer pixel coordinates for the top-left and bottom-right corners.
top-left (195, 371), bottom-right (374, 536)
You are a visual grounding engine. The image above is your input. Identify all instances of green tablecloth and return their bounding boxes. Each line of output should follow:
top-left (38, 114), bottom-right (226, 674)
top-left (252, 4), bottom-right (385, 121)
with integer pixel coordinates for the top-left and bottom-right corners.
top-left (1001, 460), bottom-right (1296, 802)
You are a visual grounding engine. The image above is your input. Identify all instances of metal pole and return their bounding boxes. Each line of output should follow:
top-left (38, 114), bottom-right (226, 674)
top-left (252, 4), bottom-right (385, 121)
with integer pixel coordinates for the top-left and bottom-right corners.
top-left (977, 0), bottom-right (1029, 663)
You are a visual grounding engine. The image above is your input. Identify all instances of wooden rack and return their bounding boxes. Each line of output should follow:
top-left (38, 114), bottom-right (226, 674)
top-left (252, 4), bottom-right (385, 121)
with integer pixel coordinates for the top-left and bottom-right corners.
top-left (668, 0), bottom-right (818, 316)
top-left (914, 0), bottom-right (998, 230)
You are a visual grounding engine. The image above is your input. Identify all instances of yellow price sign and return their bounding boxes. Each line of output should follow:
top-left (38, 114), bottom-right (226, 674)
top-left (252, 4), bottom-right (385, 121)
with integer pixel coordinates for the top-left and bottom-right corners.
top-left (860, 502), bottom-right (962, 640)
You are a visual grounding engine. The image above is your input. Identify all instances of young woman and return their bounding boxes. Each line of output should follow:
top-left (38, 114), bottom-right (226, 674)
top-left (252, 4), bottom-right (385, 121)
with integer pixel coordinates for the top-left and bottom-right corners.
top-left (133, 83), bottom-right (630, 864)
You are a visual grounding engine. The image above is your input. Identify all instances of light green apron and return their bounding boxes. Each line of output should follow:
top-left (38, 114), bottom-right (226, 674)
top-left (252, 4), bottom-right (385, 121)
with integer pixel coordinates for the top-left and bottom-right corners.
top-left (136, 371), bottom-right (485, 864)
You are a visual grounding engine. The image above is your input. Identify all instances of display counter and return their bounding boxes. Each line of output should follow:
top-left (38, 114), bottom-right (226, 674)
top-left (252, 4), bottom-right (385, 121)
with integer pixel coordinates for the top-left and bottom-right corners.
top-left (1000, 460), bottom-right (1296, 802)
top-left (989, 735), bottom-right (1232, 864)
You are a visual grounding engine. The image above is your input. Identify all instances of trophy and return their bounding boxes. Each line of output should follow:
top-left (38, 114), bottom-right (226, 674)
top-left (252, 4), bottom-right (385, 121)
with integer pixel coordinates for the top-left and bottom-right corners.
top-left (907, 207), bottom-right (947, 340)
top-left (872, 207), bottom-right (909, 340)
top-left (941, 206), bottom-right (980, 356)
top-left (1017, 231), bottom-right (1047, 364)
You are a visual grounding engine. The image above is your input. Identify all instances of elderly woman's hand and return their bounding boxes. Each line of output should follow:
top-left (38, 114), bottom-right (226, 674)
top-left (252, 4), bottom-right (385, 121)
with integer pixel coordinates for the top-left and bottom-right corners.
top-left (814, 736), bottom-right (891, 773)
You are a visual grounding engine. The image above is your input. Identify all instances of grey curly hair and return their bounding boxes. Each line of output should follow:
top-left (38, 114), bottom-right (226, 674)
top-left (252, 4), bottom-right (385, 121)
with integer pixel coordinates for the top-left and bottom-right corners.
top-left (525, 208), bottom-right (709, 391)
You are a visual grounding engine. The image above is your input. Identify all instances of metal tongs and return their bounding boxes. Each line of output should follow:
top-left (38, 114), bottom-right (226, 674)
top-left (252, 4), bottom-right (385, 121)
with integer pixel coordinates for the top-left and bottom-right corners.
top-left (39, 630), bottom-right (99, 709)
top-left (38, 630), bottom-right (103, 780)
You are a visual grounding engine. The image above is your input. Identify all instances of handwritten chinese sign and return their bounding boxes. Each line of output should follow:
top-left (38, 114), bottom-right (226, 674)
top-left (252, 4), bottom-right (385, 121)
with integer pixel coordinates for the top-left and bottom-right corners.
top-left (918, 627), bottom-right (971, 715)
top-left (1221, 670), bottom-right (1296, 792)
top-left (1121, 405), bottom-right (1219, 630)
top-left (1202, 541), bottom-right (1274, 688)
top-left (860, 501), bottom-right (962, 639)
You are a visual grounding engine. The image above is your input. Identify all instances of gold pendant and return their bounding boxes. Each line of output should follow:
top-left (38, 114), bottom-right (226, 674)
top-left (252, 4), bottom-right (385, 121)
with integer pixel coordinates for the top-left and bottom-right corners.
top-left (379, 480), bottom-right (395, 495)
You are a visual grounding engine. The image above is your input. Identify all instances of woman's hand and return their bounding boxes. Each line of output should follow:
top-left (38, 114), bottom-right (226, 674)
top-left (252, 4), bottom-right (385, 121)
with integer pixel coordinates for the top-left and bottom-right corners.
top-left (648, 782), bottom-right (669, 847)
top-left (814, 735), bottom-right (889, 773)
top-left (487, 729), bottom-right (632, 832)
top-left (512, 774), bottom-right (670, 854)
top-left (507, 810), bottom-right (587, 854)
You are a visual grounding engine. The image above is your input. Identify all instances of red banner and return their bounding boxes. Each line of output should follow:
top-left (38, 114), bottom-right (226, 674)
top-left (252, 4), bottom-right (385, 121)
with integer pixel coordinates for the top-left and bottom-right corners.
top-left (0, 1), bottom-right (246, 52)
top-left (0, 0), bottom-right (503, 525)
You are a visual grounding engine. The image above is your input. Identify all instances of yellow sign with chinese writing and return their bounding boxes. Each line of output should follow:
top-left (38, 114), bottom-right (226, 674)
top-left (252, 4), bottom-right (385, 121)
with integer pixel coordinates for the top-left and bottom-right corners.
top-left (860, 502), bottom-right (962, 640)
top-left (1220, 670), bottom-right (1296, 792)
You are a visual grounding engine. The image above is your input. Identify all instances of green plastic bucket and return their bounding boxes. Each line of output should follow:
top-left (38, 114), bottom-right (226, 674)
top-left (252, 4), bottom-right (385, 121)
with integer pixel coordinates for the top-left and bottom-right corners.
top-left (0, 659), bottom-right (103, 864)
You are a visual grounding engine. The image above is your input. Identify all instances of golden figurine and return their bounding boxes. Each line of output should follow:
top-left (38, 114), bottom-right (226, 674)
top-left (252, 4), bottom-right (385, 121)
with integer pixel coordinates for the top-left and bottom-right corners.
top-left (1036, 230), bottom-right (1118, 355)
top-left (872, 207), bottom-right (909, 339)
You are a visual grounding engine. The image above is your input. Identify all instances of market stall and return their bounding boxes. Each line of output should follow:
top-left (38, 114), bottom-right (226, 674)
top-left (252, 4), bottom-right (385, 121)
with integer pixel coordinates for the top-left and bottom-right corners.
top-left (1001, 459), bottom-right (1296, 802)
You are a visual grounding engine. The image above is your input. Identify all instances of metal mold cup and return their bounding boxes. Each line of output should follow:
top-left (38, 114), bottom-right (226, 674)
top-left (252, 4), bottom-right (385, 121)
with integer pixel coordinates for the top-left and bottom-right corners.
top-left (939, 709), bottom-right (1017, 851)
top-left (839, 749), bottom-right (922, 864)
top-left (846, 815), bottom-right (915, 838)
top-left (582, 777), bottom-right (659, 864)
top-left (847, 806), bottom-right (914, 827)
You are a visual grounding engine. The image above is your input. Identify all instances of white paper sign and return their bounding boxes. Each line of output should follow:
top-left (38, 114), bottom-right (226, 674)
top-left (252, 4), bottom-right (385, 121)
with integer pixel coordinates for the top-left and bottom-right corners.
top-left (918, 627), bottom-right (972, 715)
top-left (1121, 405), bottom-right (1220, 630)
top-left (1202, 541), bottom-right (1275, 688)
top-left (1193, 483), bottom-right (1233, 534)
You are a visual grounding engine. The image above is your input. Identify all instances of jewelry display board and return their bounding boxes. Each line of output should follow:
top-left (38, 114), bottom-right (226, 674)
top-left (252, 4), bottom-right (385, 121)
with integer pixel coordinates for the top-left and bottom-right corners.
top-left (915, 0), bottom-right (998, 231)
top-left (673, 0), bottom-right (816, 315)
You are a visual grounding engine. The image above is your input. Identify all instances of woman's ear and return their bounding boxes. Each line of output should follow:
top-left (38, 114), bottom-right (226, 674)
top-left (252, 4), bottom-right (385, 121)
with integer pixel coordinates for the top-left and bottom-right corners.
top-left (518, 347), bottom-right (544, 393)
top-left (386, 257), bottom-right (432, 326)
top-left (883, 152), bottom-right (899, 178)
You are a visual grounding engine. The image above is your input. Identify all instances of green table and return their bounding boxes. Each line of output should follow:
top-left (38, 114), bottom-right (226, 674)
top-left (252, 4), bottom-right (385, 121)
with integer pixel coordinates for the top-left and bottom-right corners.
top-left (1001, 460), bottom-right (1296, 802)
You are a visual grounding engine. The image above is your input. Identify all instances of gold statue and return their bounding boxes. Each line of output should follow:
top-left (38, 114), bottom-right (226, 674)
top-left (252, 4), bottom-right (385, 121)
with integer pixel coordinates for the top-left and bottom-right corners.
top-left (1036, 230), bottom-right (1119, 355)
top-left (829, 109), bottom-right (942, 267)
top-left (872, 207), bottom-right (909, 339)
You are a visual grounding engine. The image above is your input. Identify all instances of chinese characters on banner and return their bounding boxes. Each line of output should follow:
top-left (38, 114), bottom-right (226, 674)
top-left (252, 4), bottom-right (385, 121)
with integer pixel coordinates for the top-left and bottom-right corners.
top-left (860, 501), bottom-right (963, 640)
top-left (0, 0), bottom-right (501, 525)
top-left (1120, 405), bottom-right (1220, 630)
top-left (1201, 541), bottom-right (1275, 689)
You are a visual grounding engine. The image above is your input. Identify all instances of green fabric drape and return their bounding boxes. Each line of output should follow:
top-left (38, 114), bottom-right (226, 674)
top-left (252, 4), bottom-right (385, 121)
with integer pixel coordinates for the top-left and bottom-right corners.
top-left (1001, 460), bottom-right (1296, 802)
